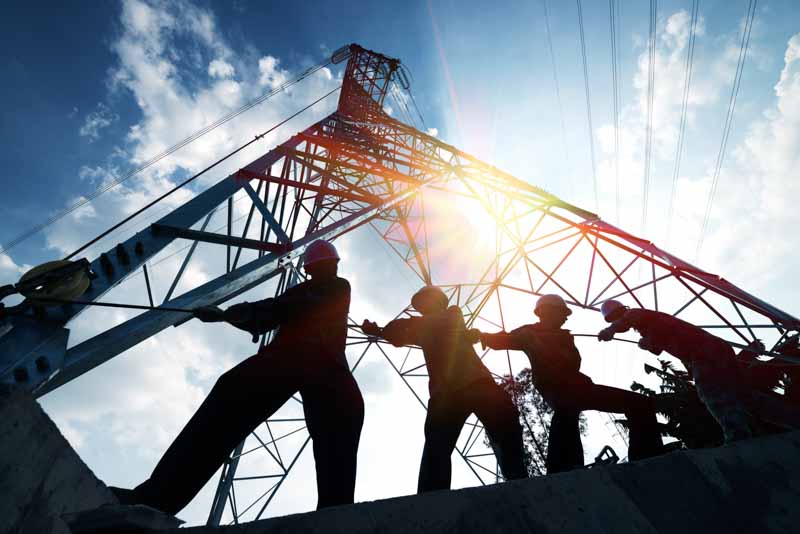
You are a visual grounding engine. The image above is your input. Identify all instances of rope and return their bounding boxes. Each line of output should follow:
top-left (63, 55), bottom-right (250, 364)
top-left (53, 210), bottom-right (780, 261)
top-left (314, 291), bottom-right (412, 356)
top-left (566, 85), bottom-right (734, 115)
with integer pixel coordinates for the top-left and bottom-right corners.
top-left (0, 58), bottom-right (334, 256)
top-left (64, 86), bottom-right (341, 260)
top-left (33, 298), bottom-right (194, 314)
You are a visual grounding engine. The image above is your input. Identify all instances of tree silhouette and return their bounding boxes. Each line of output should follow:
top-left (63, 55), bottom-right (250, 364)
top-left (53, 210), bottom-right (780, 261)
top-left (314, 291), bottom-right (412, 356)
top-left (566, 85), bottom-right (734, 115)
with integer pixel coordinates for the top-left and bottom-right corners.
top-left (494, 369), bottom-right (587, 476)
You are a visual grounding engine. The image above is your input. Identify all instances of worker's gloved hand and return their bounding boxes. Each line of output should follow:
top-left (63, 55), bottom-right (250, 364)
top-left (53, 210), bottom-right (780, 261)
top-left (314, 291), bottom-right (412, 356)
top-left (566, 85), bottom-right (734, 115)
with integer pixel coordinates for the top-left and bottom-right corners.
top-left (744, 339), bottom-right (765, 354)
top-left (466, 329), bottom-right (481, 345)
top-left (598, 328), bottom-right (615, 342)
top-left (361, 319), bottom-right (381, 337)
top-left (193, 305), bottom-right (225, 323)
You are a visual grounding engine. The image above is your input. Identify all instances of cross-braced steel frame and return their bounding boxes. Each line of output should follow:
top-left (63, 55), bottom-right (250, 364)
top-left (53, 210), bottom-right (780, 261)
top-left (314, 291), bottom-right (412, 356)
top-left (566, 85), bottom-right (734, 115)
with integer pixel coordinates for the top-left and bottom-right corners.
top-left (2, 43), bottom-right (799, 526)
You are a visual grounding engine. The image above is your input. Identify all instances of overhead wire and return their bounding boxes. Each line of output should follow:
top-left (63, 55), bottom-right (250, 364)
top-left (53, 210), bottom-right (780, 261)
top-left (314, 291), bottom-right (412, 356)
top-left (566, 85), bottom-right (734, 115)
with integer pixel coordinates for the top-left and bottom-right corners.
top-left (696, 0), bottom-right (757, 260)
top-left (541, 0), bottom-right (572, 199)
top-left (576, 0), bottom-right (599, 211)
top-left (665, 0), bottom-right (699, 245)
top-left (64, 86), bottom-right (342, 260)
top-left (398, 65), bottom-right (429, 130)
top-left (609, 0), bottom-right (621, 223)
top-left (408, 90), bottom-right (428, 131)
top-left (641, 0), bottom-right (657, 235)
top-left (0, 57), bottom-right (335, 256)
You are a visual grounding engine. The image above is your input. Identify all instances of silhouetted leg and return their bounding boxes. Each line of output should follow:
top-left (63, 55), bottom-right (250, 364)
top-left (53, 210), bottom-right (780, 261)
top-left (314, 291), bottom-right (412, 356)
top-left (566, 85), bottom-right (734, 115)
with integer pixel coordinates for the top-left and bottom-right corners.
top-left (301, 368), bottom-right (365, 509)
top-left (546, 408), bottom-right (583, 474)
top-left (692, 355), bottom-right (753, 443)
top-left (469, 379), bottom-right (527, 481)
top-left (132, 351), bottom-right (300, 515)
top-left (570, 382), bottom-right (663, 461)
top-left (417, 391), bottom-right (470, 493)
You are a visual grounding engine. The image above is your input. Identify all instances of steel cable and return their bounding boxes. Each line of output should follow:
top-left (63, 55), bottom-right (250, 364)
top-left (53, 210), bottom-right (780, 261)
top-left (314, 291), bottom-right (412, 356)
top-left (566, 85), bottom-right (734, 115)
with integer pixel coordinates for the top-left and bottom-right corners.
top-left (0, 58), bottom-right (334, 256)
top-left (665, 0), bottom-right (699, 245)
top-left (696, 0), bottom-right (757, 260)
top-left (576, 0), bottom-right (599, 210)
top-left (64, 86), bottom-right (341, 260)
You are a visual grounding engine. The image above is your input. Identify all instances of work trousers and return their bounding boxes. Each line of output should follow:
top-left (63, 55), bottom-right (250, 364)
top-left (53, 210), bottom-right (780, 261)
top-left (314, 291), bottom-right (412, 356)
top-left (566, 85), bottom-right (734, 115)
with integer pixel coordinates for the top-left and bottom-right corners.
top-left (132, 347), bottom-right (365, 515)
top-left (690, 348), bottom-right (753, 443)
top-left (418, 378), bottom-right (527, 493)
top-left (542, 381), bottom-right (663, 474)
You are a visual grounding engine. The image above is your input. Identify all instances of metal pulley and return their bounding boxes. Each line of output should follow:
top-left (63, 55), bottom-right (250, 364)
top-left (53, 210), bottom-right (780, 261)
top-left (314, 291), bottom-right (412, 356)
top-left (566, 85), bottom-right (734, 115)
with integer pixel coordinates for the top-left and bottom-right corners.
top-left (331, 44), bottom-right (353, 65)
top-left (16, 259), bottom-right (91, 305)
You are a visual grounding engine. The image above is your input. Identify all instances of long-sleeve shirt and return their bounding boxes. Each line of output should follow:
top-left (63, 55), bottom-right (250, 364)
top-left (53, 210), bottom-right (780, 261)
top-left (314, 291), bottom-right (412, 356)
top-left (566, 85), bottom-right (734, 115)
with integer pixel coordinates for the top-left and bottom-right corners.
top-left (224, 276), bottom-right (351, 369)
top-left (378, 306), bottom-right (492, 394)
top-left (481, 323), bottom-right (592, 404)
top-left (482, 323), bottom-right (588, 397)
top-left (604, 309), bottom-right (730, 365)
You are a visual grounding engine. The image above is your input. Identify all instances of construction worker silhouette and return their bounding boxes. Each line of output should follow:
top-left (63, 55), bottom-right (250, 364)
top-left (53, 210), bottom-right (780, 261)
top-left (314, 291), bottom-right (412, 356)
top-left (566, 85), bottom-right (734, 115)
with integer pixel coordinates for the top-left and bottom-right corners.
top-left (112, 240), bottom-right (364, 514)
top-left (598, 300), bottom-right (752, 442)
top-left (361, 286), bottom-right (527, 492)
top-left (478, 294), bottom-right (664, 474)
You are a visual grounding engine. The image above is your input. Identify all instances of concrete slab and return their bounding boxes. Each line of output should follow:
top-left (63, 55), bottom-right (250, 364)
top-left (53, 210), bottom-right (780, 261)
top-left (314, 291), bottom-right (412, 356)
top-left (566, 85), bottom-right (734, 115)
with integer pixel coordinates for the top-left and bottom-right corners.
top-left (0, 385), bottom-right (116, 534)
top-left (147, 431), bottom-right (800, 534)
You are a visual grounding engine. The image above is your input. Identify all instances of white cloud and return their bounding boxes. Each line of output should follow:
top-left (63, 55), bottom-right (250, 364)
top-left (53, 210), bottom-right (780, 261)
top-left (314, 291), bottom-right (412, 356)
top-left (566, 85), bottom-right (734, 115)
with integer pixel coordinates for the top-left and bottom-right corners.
top-left (426, 127), bottom-right (439, 137)
top-left (0, 253), bottom-right (28, 286)
top-left (80, 103), bottom-right (118, 141)
top-left (258, 55), bottom-right (288, 88)
top-left (208, 58), bottom-right (234, 78)
top-left (695, 32), bottom-right (800, 292)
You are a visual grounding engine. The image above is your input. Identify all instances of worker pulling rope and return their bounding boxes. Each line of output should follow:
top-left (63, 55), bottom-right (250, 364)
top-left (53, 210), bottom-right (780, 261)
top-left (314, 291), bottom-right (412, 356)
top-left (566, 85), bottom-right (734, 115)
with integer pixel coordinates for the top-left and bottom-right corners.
top-left (3, 260), bottom-right (796, 364)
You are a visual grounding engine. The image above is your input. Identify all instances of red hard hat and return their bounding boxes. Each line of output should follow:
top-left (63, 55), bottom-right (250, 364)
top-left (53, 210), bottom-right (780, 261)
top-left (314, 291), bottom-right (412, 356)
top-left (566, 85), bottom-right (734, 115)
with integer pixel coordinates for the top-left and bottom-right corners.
top-left (303, 240), bottom-right (340, 266)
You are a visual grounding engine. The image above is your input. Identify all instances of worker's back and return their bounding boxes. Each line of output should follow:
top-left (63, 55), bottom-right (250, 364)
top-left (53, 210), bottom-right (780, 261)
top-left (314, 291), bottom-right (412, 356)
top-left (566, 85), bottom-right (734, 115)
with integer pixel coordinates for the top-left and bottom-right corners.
top-left (509, 323), bottom-right (583, 391)
top-left (384, 306), bottom-right (491, 394)
top-left (621, 309), bottom-right (725, 361)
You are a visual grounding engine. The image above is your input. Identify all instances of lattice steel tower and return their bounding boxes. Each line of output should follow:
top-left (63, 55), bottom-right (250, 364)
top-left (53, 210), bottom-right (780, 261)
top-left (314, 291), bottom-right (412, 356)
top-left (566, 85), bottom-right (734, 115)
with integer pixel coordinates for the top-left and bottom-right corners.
top-left (1, 44), bottom-right (797, 525)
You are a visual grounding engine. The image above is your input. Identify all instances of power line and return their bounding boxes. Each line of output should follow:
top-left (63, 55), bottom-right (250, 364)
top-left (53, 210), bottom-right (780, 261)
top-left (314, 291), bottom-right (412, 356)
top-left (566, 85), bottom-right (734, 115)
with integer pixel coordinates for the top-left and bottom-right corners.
top-left (576, 0), bottom-right (599, 211)
top-left (542, 0), bottom-right (571, 198)
top-left (408, 91), bottom-right (428, 131)
top-left (609, 0), bottom-right (621, 223)
top-left (65, 86), bottom-right (342, 260)
top-left (665, 0), bottom-right (700, 245)
top-left (696, 0), bottom-right (757, 260)
top-left (641, 0), bottom-right (657, 234)
top-left (0, 58), bottom-right (334, 256)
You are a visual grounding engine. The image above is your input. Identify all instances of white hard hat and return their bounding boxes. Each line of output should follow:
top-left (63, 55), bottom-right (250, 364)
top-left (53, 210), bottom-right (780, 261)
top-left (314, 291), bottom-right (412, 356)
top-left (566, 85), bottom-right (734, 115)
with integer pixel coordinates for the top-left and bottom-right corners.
top-left (600, 300), bottom-right (627, 322)
top-left (303, 239), bottom-right (340, 266)
top-left (535, 294), bottom-right (572, 316)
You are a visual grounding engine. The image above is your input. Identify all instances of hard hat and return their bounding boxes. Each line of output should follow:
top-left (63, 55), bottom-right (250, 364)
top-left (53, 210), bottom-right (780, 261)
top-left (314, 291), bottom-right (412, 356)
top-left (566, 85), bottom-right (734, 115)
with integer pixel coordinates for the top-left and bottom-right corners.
top-left (303, 239), bottom-right (340, 266)
top-left (600, 300), bottom-right (627, 323)
top-left (534, 294), bottom-right (572, 316)
top-left (411, 286), bottom-right (448, 311)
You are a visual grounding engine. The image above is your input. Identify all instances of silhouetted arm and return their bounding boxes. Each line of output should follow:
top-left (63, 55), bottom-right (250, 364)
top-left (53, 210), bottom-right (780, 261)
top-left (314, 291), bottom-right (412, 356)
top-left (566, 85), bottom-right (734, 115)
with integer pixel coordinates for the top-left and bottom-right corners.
top-left (223, 298), bottom-right (282, 338)
top-left (361, 317), bottom-right (420, 347)
top-left (598, 314), bottom-right (636, 341)
top-left (480, 326), bottom-right (528, 351)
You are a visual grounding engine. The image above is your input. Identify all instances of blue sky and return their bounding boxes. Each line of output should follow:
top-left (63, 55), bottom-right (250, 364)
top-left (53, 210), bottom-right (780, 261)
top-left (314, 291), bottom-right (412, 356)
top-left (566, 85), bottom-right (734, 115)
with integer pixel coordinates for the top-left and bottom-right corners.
top-left (2, 0), bottom-right (800, 526)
